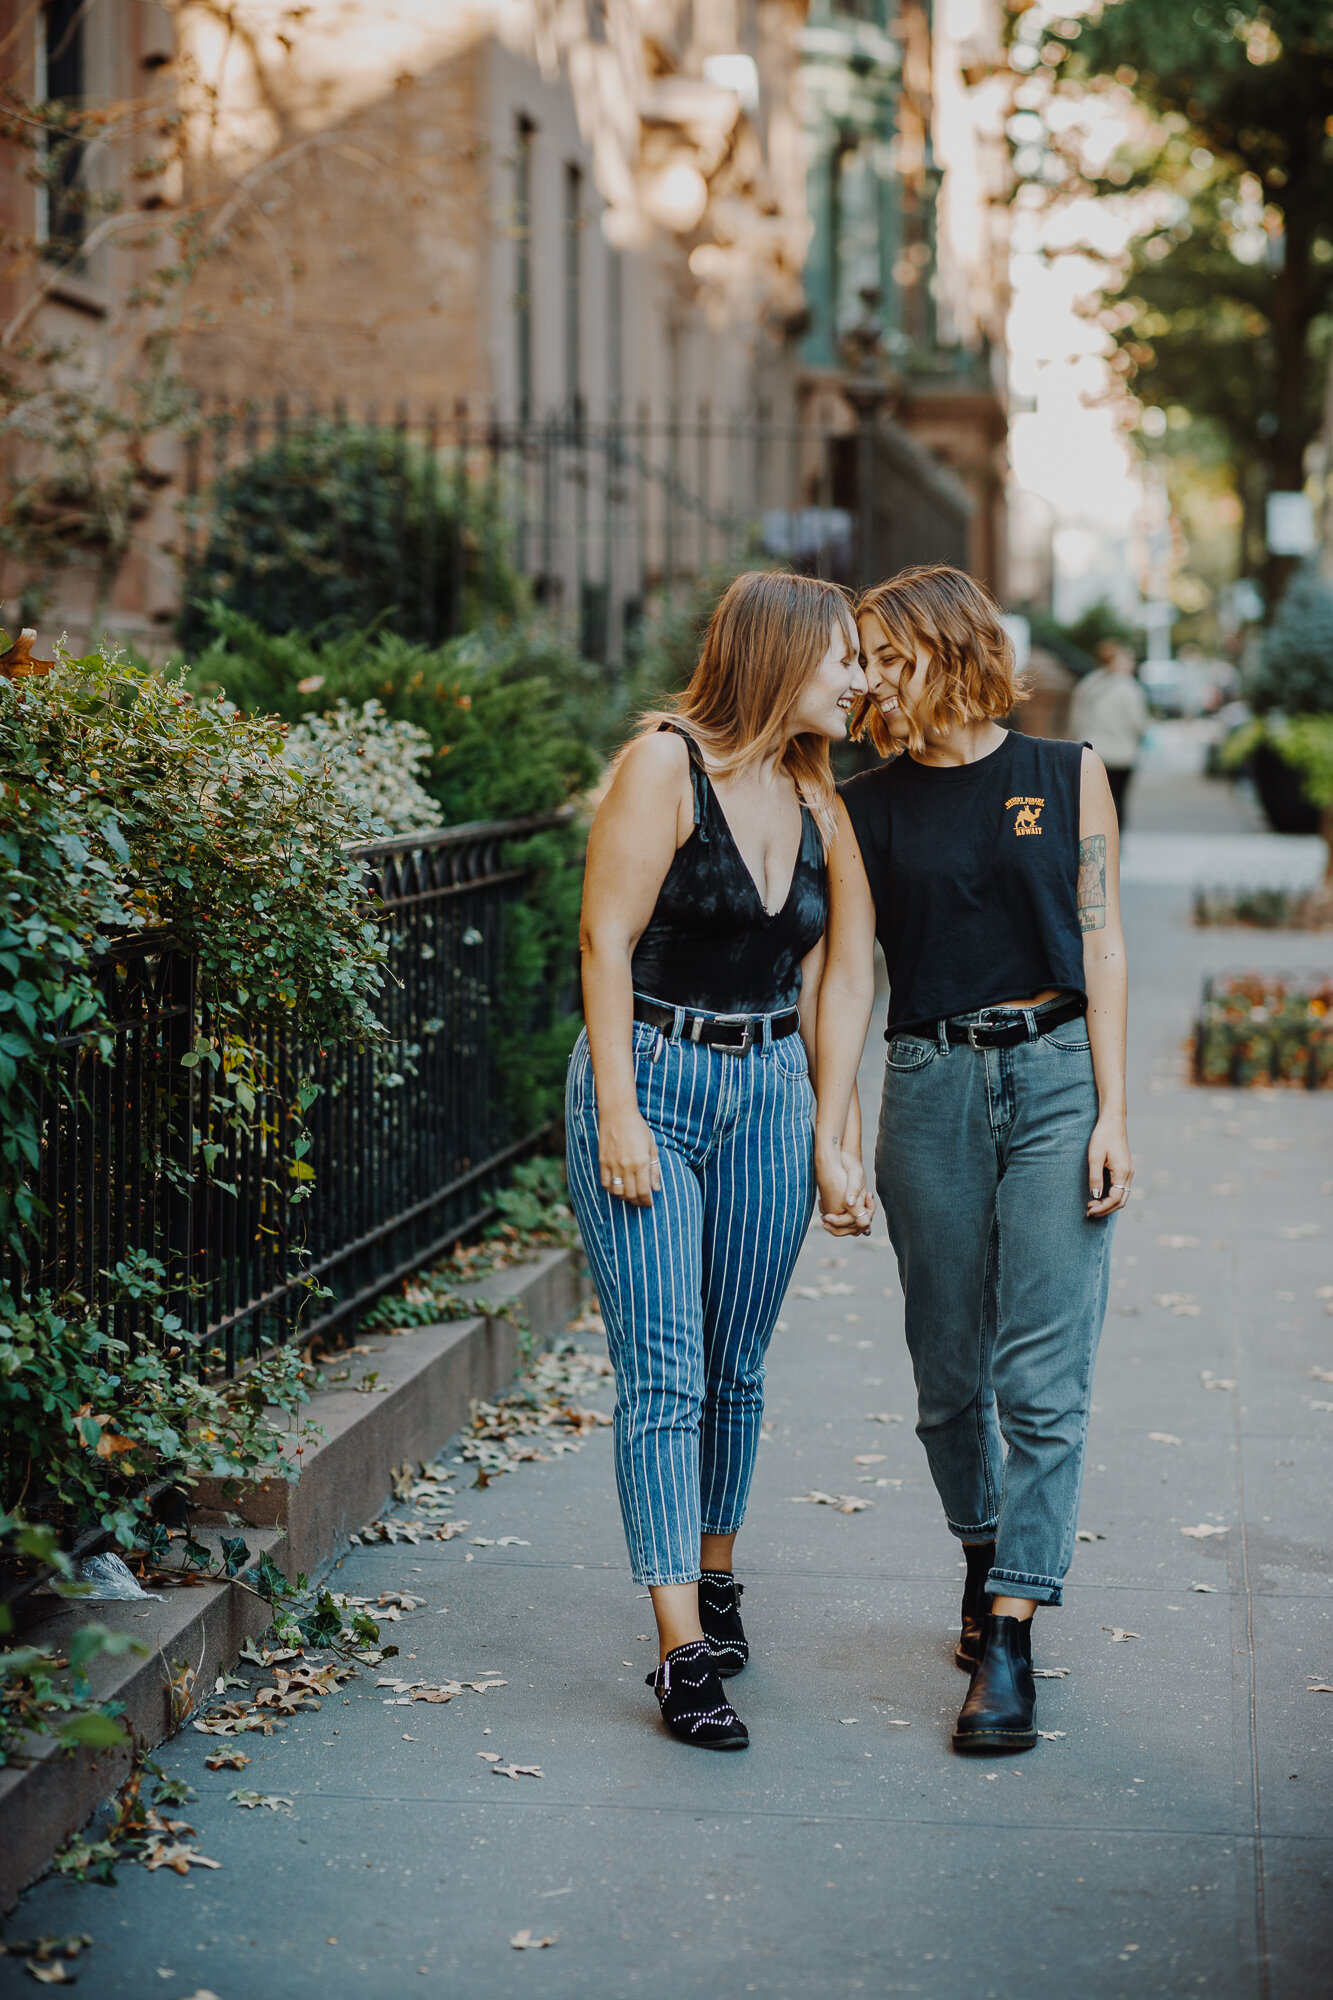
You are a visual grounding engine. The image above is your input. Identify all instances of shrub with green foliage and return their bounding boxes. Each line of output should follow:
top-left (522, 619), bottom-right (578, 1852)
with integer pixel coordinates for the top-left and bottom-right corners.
top-left (185, 609), bottom-right (597, 1121)
top-left (284, 699), bottom-right (441, 837)
top-left (1228, 567), bottom-right (1333, 860)
top-left (0, 1255), bottom-right (316, 1545)
top-left (0, 642), bottom-right (386, 1256)
top-left (186, 605), bottom-right (607, 812)
top-left (180, 423), bottom-right (521, 649)
top-left (1247, 566), bottom-right (1333, 716)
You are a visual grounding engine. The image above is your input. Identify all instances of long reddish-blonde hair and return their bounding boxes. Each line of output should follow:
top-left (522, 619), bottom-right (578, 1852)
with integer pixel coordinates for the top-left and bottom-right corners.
top-left (637, 570), bottom-right (857, 847)
top-left (852, 564), bottom-right (1027, 757)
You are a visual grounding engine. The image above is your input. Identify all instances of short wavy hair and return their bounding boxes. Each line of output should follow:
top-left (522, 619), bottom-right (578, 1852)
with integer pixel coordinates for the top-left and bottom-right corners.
top-left (851, 564), bottom-right (1028, 757)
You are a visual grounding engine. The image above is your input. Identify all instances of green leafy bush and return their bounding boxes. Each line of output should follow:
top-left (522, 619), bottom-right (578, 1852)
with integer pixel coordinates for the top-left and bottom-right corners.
top-left (0, 1255), bottom-right (317, 1544)
top-left (1247, 566), bottom-right (1333, 715)
top-left (0, 643), bottom-right (388, 1256)
top-left (185, 610), bottom-right (596, 1122)
top-left (179, 422), bottom-right (521, 649)
top-left (186, 604), bottom-right (610, 801)
top-left (284, 699), bottom-right (441, 837)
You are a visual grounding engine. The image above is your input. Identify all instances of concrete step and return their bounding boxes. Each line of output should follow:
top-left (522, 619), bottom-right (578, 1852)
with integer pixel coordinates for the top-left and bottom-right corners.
top-left (0, 1246), bottom-right (584, 1912)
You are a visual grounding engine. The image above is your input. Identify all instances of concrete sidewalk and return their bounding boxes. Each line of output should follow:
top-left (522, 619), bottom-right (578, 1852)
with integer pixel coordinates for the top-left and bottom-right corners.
top-left (2, 768), bottom-right (1329, 1998)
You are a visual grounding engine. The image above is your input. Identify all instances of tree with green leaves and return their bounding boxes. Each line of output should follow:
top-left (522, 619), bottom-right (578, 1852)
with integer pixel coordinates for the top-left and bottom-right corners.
top-left (1031, 2), bottom-right (1333, 591)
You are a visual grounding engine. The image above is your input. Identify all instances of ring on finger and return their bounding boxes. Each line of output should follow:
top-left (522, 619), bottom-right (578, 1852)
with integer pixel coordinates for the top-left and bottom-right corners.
top-left (610, 1175), bottom-right (624, 1188)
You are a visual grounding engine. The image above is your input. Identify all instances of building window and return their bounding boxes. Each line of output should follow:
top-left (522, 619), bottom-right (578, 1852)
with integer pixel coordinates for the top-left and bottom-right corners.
top-left (514, 117), bottom-right (534, 419)
top-left (38, 0), bottom-right (86, 257)
top-left (564, 163), bottom-right (583, 417)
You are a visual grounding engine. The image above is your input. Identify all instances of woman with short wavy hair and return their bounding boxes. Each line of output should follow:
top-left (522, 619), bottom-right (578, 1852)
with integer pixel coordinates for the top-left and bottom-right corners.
top-left (815, 563), bottom-right (1131, 1755)
top-left (567, 570), bottom-right (868, 1750)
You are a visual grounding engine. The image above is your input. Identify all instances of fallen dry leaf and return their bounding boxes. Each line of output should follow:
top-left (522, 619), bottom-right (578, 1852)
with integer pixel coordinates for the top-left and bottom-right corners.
top-left (1181, 1523), bottom-right (1229, 1539)
top-left (204, 1750), bottom-right (250, 1772)
top-left (1306, 1683), bottom-right (1333, 1693)
top-left (493, 1762), bottom-right (544, 1780)
top-left (1075, 1530), bottom-right (1105, 1542)
top-left (1037, 1730), bottom-right (1067, 1741)
top-left (853, 1453), bottom-right (886, 1466)
top-left (477, 1751), bottom-right (501, 1762)
top-left (788, 1491), bottom-right (873, 1513)
top-left (884, 1719), bottom-right (912, 1727)
top-left (510, 1930), bottom-right (557, 1950)
top-left (865, 1412), bottom-right (903, 1424)
top-left (1103, 1627), bottom-right (1141, 1642)
top-left (143, 1841), bottom-right (221, 1875)
top-left (1310, 1367), bottom-right (1333, 1383)
top-left (1190, 1583), bottom-right (1219, 1593)
top-left (26, 1966), bottom-right (75, 1987)
top-left (4, 1940), bottom-right (92, 1974)
top-left (227, 1789), bottom-right (293, 1812)
top-left (1032, 1668), bottom-right (1071, 1679)
top-left (1200, 1373), bottom-right (1237, 1391)
top-left (1309, 1400), bottom-right (1333, 1413)
top-left (1149, 1432), bottom-right (1183, 1446)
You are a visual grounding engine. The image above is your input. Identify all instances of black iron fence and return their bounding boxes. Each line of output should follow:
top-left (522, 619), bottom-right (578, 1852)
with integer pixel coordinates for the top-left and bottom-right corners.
top-left (180, 398), bottom-right (973, 666)
top-left (12, 812), bottom-right (572, 1373)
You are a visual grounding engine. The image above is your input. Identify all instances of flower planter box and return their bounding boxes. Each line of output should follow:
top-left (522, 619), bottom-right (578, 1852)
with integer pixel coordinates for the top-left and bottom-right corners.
top-left (1193, 972), bottom-right (1333, 1088)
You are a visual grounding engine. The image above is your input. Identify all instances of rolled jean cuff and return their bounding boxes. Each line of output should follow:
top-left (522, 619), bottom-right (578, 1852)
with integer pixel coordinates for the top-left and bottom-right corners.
top-left (946, 1515), bottom-right (1000, 1541)
top-left (632, 1567), bottom-right (701, 1588)
top-left (985, 1566), bottom-right (1063, 1607)
top-left (700, 1516), bottom-right (745, 1538)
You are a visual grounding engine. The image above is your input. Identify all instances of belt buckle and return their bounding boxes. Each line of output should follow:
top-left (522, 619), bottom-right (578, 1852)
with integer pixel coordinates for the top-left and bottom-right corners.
top-left (966, 1014), bottom-right (995, 1051)
top-left (712, 1012), bottom-right (755, 1055)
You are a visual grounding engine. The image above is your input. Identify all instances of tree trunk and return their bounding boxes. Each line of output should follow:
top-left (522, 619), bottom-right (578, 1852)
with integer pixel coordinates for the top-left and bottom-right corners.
top-left (1263, 177), bottom-right (1318, 611)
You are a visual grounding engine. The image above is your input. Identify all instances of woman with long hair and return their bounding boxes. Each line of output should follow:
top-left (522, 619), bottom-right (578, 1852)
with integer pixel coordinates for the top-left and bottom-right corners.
top-left (566, 570), bottom-right (867, 1750)
top-left (815, 564), bottom-right (1130, 1754)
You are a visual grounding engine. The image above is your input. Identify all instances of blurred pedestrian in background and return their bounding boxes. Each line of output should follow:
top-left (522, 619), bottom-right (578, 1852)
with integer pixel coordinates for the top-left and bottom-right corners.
top-left (1070, 640), bottom-right (1149, 827)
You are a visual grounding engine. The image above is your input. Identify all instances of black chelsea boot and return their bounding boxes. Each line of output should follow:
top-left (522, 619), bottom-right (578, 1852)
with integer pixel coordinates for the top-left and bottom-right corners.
top-left (951, 1614), bottom-right (1038, 1754)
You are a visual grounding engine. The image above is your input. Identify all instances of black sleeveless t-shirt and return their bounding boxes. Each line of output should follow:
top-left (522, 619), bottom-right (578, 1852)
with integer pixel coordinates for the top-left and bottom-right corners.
top-left (838, 732), bottom-right (1087, 1035)
top-left (629, 726), bottom-right (828, 1015)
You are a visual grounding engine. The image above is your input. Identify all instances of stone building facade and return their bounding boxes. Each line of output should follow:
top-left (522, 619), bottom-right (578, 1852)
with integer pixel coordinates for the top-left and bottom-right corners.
top-left (0, 0), bottom-right (1014, 645)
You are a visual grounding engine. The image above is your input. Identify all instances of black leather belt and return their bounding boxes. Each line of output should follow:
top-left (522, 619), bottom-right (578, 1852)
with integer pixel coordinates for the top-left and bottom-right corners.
top-left (940, 993), bottom-right (1087, 1050)
top-left (633, 995), bottom-right (801, 1054)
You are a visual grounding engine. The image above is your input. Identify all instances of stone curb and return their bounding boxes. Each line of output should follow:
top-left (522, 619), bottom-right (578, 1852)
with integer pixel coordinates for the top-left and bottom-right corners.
top-left (0, 1246), bottom-right (584, 1913)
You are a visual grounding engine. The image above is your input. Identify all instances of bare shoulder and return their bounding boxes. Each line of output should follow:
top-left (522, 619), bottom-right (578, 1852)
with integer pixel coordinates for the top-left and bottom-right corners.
top-left (596, 729), bottom-right (693, 846)
top-left (612, 728), bottom-right (691, 793)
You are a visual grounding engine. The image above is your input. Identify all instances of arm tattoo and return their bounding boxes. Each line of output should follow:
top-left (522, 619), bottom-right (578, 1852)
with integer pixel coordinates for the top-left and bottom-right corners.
top-left (1077, 833), bottom-right (1106, 932)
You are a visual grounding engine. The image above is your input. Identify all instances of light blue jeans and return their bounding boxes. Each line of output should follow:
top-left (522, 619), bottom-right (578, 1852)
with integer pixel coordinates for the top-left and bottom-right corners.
top-left (566, 1015), bottom-right (815, 1585)
top-left (876, 1006), bottom-right (1113, 1606)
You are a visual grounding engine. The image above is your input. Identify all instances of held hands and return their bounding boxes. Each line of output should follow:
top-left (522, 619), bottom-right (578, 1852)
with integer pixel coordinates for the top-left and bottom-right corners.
top-left (600, 1105), bottom-right (662, 1207)
top-left (1087, 1114), bottom-right (1133, 1218)
top-left (816, 1140), bottom-right (875, 1237)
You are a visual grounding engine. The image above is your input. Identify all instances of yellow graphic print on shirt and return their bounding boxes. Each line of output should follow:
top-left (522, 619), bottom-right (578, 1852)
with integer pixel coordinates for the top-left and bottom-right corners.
top-left (1006, 795), bottom-right (1045, 836)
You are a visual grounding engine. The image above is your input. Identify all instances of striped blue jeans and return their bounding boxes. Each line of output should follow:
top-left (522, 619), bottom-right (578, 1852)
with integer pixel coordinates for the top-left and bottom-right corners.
top-left (565, 1013), bottom-right (815, 1586)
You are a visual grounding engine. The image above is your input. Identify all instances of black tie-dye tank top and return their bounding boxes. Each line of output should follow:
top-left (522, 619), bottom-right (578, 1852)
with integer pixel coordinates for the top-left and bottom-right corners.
top-left (629, 725), bottom-right (828, 1015)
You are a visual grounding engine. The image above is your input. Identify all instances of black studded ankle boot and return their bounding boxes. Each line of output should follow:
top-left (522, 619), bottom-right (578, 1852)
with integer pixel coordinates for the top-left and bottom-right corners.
top-left (646, 1639), bottom-right (749, 1750)
top-left (698, 1570), bottom-right (749, 1677)
top-left (951, 1614), bottom-right (1037, 1755)
top-left (956, 1540), bottom-right (996, 1671)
